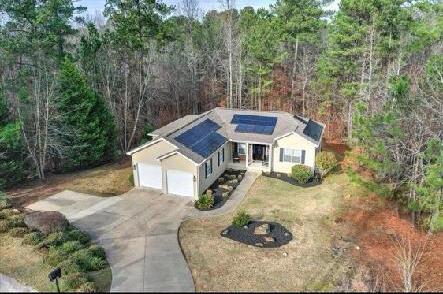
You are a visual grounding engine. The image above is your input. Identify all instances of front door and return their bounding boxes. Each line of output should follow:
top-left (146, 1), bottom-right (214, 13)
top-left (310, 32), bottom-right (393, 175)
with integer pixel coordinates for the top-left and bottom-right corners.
top-left (252, 144), bottom-right (266, 161)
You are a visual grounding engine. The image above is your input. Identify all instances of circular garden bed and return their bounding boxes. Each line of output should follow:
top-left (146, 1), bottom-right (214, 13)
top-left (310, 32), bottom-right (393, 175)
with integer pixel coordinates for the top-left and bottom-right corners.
top-left (220, 221), bottom-right (292, 248)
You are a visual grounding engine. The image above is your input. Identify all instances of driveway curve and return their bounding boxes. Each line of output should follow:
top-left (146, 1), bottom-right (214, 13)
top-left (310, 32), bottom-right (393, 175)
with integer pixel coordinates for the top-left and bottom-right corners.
top-left (26, 171), bottom-right (260, 292)
top-left (27, 189), bottom-right (195, 292)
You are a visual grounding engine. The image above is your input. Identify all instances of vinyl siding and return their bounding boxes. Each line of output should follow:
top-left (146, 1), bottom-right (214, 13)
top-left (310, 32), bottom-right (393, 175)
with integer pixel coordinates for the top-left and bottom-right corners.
top-left (198, 142), bottom-right (229, 197)
top-left (272, 133), bottom-right (317, 173)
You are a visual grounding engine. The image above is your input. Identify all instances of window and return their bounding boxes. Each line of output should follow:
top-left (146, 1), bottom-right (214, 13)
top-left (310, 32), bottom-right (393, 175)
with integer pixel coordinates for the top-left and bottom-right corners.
top-left (217, 151), bottom-right (221, 166)
top-left (280, 148), bottom-right (302, 163)
top-left (222, 147), bottom-right (225, 162)
top-left (237, 143), bottom-right (246, 155)
top-left (205, 158), bottom-right (213, 178)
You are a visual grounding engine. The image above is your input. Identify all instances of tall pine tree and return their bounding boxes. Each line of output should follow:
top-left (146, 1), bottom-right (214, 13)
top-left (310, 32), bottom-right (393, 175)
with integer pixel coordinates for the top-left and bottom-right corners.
top-left (57, 58), bottom-right (116, 170)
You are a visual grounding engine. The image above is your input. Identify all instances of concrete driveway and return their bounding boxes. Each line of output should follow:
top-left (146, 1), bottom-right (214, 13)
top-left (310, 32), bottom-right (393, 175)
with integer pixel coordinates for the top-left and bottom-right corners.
top-left (27, 189), bottom-right (195, 292)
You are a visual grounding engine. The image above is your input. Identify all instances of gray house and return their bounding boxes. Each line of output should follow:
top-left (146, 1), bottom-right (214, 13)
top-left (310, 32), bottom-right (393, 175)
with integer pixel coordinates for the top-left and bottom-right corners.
top-left (127, 107), bottom-right (324, 199)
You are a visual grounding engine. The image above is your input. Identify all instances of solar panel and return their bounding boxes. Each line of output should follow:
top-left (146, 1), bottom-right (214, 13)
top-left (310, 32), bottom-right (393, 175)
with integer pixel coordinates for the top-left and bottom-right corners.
top-left (174, 118), bottom-right (227, 157)
top-left (231, 114), bottom-right (277, 127)
top-left (191, 132), bottom-right (226, 157)
top-left (175, 119), bottom-right (221, 147)
top-left (235, 124), bottom-right (275, 135)
top-left (303, 120), bottom-right (323, 142)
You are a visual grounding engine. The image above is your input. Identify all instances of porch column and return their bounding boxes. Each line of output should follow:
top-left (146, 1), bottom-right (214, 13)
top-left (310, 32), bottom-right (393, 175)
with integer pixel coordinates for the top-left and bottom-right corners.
top-left (269, 143), bottom-right (273, 171)
top-left (245, 143), bottom-right (249, 167)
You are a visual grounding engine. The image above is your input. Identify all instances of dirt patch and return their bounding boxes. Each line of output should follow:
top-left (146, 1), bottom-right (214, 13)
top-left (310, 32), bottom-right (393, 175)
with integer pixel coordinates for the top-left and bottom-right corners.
top-left (337, 195), bottom-right (443, 291)
top-left (7, 159), bottom-right (132, 206)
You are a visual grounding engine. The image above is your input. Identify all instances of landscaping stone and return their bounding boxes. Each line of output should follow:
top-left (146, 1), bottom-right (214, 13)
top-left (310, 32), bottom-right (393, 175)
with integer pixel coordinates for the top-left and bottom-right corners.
top-left (24, 211), bottom-right (68, 235)
top-left (264, 236), bottom-right (275, 242)
top-left (220, 221), bottom-right (292, 248)
top-left (254, 223), bottom-right (270, 235)
top-left (243, 225), bottom-right (248, 229)
top-left (282, 252), bottom-right (288, 257)
top-left (206, 189), bottom-right (213, 196)
top-left (237, 174), bottom-right (243, 180)
top-left (222, 192), bottom-right (229, 198)
top-left (221, 229), bottom-right (229, 235)
top-left (217, 177), bottom-right (224, 184)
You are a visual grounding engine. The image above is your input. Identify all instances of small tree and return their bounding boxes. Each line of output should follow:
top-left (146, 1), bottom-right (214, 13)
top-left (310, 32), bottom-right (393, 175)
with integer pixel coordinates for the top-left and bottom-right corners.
top-left (316, 151), bottom-right (338, 175)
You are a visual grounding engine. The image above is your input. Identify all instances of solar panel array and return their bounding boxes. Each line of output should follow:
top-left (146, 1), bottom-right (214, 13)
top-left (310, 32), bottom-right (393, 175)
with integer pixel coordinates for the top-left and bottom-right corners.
top-left (303, 120), bottom-right (323, 142)
top-left (175, 119), bottom-right (227, 157)
top-left (231, 114), bottom-right (277, 135)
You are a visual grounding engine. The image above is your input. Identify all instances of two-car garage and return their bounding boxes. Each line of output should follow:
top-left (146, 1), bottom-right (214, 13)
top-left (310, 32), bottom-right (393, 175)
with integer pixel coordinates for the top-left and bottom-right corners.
top-left (129, 139), bottom-right (197, 199)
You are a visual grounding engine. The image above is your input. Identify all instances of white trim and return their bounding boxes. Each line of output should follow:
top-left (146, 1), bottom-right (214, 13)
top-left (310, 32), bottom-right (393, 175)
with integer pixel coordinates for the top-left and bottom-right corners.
top-left (126, 138), bottom-right (177, 155)
top-left (273, 131), bottom-right (320, 148)
top-left (156, 149), bottom-right (199, 166)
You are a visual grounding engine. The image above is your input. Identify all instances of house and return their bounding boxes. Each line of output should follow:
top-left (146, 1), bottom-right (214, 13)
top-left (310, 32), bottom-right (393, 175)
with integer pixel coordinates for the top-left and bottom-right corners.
top-left (127, 107), bottom-right (325, 199)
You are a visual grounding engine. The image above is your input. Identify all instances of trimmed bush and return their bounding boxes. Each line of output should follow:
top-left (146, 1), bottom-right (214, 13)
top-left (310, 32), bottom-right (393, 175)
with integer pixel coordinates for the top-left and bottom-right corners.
top-left (315, 151), bottom-right (338, 172)
top-left (9, 227), bottom-right (30, 237)
top-left (22, 231), bottom-right (44, 246)
top-left (232, 210), bottom-right (251, 228)
top-left (195, 194), bottom-right (214, 210)
top-left (291, 165), bottom-right (313, 184)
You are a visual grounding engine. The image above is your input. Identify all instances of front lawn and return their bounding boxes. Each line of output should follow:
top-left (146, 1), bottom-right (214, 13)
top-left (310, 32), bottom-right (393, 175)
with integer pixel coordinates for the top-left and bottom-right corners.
top-left (179, 173), bottom-right (367, 291)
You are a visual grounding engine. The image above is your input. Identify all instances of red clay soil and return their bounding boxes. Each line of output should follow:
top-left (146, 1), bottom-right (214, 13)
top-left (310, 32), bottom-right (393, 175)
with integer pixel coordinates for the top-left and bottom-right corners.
top-left (341, 194), bottom-right (443, 291)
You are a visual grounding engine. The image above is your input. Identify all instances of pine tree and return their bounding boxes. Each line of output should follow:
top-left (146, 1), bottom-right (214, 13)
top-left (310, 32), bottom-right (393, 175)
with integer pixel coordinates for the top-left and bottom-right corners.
top-left (57, 58), bottom-right (116, 170)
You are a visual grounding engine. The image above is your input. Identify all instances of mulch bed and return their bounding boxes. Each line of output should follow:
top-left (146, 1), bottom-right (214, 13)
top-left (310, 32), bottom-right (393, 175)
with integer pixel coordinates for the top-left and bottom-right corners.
top-left (221, 221), bottom-right (292, 248)
top-left (197, 169), bottom-right (246, 211)
top-left (262, 171), bottom-right (322, 187)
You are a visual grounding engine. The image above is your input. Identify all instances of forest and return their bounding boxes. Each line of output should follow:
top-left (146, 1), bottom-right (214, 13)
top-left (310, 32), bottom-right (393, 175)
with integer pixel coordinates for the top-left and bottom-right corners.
top-left (0, 0), bottom-right (441, 230)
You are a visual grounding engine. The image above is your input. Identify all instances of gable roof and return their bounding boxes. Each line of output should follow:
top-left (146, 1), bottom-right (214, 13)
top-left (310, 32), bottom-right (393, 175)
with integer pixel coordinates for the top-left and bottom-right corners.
top-left (128, 107), bottom-right (324, 164)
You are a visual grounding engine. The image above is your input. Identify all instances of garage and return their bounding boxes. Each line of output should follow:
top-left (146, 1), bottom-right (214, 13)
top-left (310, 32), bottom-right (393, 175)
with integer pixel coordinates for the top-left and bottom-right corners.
top-left (137, 163), bottom-right (162, 189)
top-left (166, 170), bottom-right (194, 197)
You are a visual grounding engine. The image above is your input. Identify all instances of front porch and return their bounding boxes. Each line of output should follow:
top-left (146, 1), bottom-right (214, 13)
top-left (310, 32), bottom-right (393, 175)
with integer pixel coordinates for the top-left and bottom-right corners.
top-left (227, 142), bottom-right (271, 172)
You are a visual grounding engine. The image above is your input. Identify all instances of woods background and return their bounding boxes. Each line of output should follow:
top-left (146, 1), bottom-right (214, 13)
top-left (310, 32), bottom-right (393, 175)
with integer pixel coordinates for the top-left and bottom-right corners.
top-left (0, 0), bottom-right (441, 229)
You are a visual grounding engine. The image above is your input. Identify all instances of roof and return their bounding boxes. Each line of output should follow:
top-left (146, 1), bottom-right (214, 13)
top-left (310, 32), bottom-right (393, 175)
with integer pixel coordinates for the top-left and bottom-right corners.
top-left (128, 107), bottom-right (324, 164)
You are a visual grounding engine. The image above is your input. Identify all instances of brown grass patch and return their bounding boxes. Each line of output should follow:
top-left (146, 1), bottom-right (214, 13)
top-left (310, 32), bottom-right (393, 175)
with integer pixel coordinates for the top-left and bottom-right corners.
top-left (7, 159), bottom-right (133, 206)
top-left (179, 173), bottom-right (364, 292)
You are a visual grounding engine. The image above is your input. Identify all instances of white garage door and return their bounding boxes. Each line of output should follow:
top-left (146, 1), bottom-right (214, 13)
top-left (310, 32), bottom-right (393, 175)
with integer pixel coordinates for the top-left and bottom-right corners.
top-left (167, 170), bottom-right (194, 197)
top-left (137, 163), bottom-right (162, 189)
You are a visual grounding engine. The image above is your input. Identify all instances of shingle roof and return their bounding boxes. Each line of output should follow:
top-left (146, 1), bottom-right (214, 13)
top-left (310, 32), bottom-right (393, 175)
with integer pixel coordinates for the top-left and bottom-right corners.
top-left (132, 107), bottom-right (324, 164)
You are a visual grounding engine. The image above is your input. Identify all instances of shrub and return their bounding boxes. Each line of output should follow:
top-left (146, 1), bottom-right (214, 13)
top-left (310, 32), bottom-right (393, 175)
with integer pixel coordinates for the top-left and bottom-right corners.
top-left (9, 227), bottom-right (30, 237)
top-left (58, 258), bottom-right (82, 275)
top-left (72, 247), bottom-right (107, 272)
top-left (316, 151), bottom-right (338, 172)
top-left (22, 231), bottom-right (44, 246)
top-left (65, 229), bottom-right (90, 245)
top-left (128, 173), bottom-right (134, 186)
top-left (291, 165), bottom-right (313, 184)
top-left (77, 282), bottom-right (96, 292)
top-left (232, 210), bottom-right (251, 228)
top-left (0, 219), bottom-right (10, 233)
top-left (195, 194), bottom-right (214, 210)
top-left (7, 214), bottom-right (25, 228)
top-left (44, 246), bottom-right (67, 266)
top-left (60, 272), bottom-right (88, 291)
top-left (39, 231), bottom-right (67, 248)
top-left (0, 193), bottom-right (11, 210)
top-left (60, 240), bottom-right (84, 255)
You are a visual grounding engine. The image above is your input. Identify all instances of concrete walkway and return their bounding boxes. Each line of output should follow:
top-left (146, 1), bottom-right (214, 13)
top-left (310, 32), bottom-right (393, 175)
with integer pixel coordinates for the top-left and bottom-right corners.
top-left (0, 274), bottom-right (36, 292)
top-left (191, 170), bottom-right (261, 218)
top-left (26, 171), bottom-right (260, 292)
